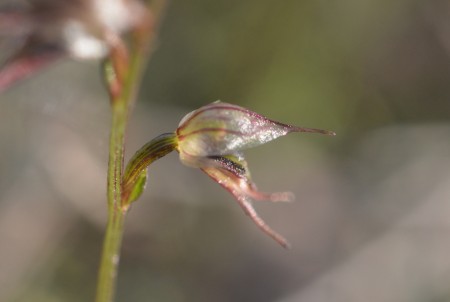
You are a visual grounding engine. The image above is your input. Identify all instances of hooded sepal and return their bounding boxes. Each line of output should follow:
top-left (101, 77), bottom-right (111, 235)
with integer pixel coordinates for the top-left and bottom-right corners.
top-left (176, 101), bottom-right (335, 162)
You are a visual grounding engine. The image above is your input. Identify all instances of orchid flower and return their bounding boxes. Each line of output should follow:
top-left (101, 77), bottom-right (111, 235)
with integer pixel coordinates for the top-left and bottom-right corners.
top-left (0, 0), bottom-right (149, 92)
top-left (175, 101), bottom-right (335, 247)
top-left (123, 101), bottom-right (335, 248)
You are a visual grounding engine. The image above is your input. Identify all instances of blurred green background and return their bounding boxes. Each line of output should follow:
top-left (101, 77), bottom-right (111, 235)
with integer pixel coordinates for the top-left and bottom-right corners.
top-left (1, 0), bottom-right (450, 301)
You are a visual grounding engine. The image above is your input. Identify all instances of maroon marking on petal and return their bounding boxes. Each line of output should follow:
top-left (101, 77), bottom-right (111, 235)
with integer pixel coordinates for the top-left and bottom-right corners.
top-left (208, 158), bottom-right (294, 203)
top-left (207, 155), bottom-right (246, 177)
top-left (177, 127), bottom-right (243, 140)
top-left (177, 103), bottom-right (259, 132)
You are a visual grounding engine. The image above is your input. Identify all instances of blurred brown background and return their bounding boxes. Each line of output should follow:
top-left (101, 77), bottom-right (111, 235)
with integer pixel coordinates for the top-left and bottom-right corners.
top-left (1, 0), bottom-right (450, 301)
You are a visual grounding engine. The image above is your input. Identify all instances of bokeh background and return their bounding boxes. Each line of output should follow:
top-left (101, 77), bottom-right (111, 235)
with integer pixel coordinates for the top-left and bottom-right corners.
top-left (1, 0), bottom-right (450, 301)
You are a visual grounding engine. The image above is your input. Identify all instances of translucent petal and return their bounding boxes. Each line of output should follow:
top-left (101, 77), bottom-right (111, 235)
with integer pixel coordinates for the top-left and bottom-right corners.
top-left (177, 101), bottom-right (334, 158)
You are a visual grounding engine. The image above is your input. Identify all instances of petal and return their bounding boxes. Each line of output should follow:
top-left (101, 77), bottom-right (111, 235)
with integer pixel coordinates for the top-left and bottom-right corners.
top-left (176, 101), bottom-right (335, 158)
top-left (201, 164), bottom-right (291, 248)
top-left (236, 196), bottom-right (291, 249)
top-left (198, 155), bottom-right (292, 248)
top-left (204, 155), bottom-right (293, 202)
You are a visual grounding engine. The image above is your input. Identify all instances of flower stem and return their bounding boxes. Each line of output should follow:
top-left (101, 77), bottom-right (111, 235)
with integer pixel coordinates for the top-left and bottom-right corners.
top-left (94, 204), bottom-right (126, 302)
top-left (94, 1), bottom-right (169, 302)
top-left (94, 100), bottom-right (128, 302)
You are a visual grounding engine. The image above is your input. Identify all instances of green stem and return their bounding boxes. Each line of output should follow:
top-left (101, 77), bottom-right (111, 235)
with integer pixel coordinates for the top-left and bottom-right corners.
top-left (95, 2), bottom-right (169, 301)
top-left (94, 202), bottom-right (126, 302)
top-left (95, 101), bottom-right (127, 302)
